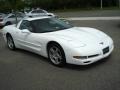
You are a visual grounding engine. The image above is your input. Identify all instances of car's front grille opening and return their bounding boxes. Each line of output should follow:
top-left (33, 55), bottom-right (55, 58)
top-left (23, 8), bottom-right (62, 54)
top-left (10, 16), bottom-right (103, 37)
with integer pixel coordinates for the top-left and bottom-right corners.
top-left (88, 54), bottom-right (99, 58)
top-left (74, 54), bottom-right (100, 60)
top-left (84, 61), bottom-right (91, 63)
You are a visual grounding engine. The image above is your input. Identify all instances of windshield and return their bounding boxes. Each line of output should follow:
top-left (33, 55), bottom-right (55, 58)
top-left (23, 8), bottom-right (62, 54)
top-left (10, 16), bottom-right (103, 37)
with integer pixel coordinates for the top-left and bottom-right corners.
top-left (31, 18), bottom-right (73, 33)
top-left (32, 10), bottom-right (46, 13)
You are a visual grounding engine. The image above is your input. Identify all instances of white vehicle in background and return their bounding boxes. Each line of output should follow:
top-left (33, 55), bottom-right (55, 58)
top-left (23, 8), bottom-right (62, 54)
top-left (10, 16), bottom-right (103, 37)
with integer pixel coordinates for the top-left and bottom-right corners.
top-left (0, 13), bottom-right (6, 27)
top-left (0, 13), bottom-right (6, 18)
top-left (2, 16), bottom-right (114, 67)
top-left (25, 9), bottom-right (57, 18)
top-left (0, 12), bottom-right (25, 26)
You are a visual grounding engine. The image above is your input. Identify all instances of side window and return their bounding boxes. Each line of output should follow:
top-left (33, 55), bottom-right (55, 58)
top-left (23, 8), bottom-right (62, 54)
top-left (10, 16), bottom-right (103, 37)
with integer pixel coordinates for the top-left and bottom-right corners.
top-left (37, 10), bottom-right (44, 13)
top-left (31, 11), bottom-right (37, 13)
top-left (8, 15), bottom-right (15, 18)
top-left (16, 14), bottom-right (24, 18)
top-left (19, 20), bottom-right (33, 32)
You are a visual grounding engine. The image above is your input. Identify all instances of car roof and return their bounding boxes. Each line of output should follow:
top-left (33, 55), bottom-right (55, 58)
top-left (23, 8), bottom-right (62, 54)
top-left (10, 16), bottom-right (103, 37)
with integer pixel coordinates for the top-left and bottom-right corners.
top-left (23, 16), bottom-right (51, 21)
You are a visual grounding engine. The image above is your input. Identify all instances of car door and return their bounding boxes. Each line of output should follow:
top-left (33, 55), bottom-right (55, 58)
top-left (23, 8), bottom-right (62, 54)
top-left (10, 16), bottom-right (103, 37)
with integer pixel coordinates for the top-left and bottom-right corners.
top-left (17, 20), bottom-right (42, 53)
top-left (6, 14), bottom-right (16, 24)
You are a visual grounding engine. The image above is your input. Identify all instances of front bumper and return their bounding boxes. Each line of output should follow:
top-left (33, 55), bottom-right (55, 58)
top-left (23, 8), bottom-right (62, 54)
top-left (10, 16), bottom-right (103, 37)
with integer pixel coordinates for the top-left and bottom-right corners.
top-left (67, 44), bottom-right (114, 65)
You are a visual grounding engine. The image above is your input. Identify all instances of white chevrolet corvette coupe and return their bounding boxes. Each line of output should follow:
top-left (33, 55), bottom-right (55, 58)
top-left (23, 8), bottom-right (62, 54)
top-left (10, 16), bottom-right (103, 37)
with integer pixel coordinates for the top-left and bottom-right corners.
top-left (2, 16), bottom-right (114, 66)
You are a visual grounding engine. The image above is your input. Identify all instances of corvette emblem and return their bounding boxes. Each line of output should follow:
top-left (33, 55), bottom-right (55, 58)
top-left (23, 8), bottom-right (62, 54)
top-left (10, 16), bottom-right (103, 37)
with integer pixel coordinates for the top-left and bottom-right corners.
top-left (100, 42), bottom-right (104, 45)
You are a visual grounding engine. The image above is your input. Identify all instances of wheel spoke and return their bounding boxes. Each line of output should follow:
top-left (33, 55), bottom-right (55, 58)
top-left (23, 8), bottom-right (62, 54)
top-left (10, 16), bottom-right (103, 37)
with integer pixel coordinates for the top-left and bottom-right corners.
top-left (54, 58), bottom-right (60, 64)
top-left (49, 49), bottom-right (54, 55)
top-left (56, 52), bottom-right (62, 60)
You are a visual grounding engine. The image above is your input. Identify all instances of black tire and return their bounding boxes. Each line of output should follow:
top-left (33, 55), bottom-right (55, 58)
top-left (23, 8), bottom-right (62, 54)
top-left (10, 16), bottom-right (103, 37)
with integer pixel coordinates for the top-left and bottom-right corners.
top-left (6, 35), bottom-right (16, 50)
top-left (5, 22), bottom-right (12, 26)
top-left (48, 43), bottom-right (66, 67)
top-left (48, 15), bottom-right (52, 16)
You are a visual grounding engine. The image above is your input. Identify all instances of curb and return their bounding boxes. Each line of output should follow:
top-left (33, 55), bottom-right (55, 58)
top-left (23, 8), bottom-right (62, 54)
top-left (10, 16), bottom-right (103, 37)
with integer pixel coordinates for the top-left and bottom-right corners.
top-left (63, 16), bottom-right (120, 21)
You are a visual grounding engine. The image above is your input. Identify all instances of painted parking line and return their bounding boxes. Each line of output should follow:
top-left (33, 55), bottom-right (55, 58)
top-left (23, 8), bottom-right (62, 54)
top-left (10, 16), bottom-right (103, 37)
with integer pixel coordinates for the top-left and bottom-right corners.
top-left (64, 16), bottom-right (120, 21)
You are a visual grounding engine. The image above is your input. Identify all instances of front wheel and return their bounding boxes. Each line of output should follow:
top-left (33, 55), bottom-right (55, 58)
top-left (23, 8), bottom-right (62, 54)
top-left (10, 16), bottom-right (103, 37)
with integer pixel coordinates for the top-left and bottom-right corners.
top-left (48, 43), bottom-right (66, 67)
top-left (7, 35), bottom-right (16, 50)
top-left (5, 22), bottom-right (12, 26)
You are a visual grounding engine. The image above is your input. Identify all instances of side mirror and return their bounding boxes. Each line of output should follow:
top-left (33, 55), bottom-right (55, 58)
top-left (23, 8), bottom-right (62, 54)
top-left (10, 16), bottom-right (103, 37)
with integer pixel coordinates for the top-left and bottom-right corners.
top-left (21, 29), bottom-right (30, 34)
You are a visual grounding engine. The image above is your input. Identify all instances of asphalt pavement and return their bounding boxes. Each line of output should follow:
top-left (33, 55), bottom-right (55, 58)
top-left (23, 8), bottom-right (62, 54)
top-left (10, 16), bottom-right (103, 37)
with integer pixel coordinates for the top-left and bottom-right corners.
top-left (56, 10), bottom-right (120, 18)
top-left (0, 10), bottom-right (120, 90)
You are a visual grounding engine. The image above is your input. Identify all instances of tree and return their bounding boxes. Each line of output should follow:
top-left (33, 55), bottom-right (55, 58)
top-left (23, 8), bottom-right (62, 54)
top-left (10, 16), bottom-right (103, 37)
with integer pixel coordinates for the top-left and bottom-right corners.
top-left (6, 0), bottom-right (24, 25)
top-left (0, 0), bottom-right (119, 12)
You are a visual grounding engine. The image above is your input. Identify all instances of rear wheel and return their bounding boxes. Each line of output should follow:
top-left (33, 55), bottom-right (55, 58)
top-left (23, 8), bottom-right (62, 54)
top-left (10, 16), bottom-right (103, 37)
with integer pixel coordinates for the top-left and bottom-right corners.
top-left (48, 43), bottom-right (66, 67)
top-left (6, 35), bottom-right (16, 50)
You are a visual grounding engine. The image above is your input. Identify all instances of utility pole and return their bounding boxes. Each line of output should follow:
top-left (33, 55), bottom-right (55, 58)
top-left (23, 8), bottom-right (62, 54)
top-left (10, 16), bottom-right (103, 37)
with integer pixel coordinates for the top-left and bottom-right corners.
top-left (101, 0), bottom-right (103, 9)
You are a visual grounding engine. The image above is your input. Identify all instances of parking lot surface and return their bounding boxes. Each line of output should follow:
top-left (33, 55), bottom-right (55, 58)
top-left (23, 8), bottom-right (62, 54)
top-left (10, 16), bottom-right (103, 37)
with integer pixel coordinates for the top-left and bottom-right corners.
top-left (56, 10), bottom-right (120, 18)
top-left (0, 11), bottom-right (120, 90)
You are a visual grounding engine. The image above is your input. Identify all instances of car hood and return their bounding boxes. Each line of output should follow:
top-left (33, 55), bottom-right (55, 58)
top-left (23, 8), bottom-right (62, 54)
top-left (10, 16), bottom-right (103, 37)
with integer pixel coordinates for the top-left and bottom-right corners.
top-left (47, 27), bottom-right (110, 47)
